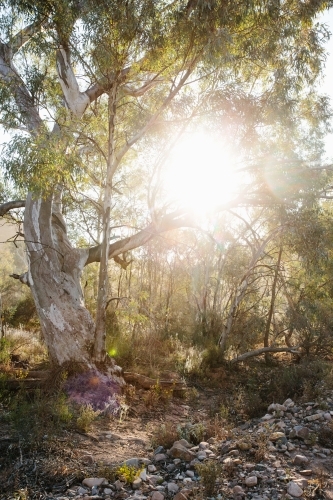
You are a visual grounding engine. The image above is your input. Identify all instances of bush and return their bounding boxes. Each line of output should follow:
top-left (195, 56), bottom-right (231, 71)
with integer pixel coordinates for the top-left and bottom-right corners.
top-left (195, 461), bottom-right (222, 497)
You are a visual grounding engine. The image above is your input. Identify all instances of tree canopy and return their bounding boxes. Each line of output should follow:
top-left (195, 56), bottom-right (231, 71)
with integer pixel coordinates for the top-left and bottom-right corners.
top-left (0, 0), bottom-right (332, 371)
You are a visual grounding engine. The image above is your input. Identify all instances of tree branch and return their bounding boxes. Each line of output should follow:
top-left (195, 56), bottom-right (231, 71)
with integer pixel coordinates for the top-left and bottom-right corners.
top-left (9, 272), bottom-right (30, 287)
top-left (0, 45), bottom-right (42, 132)
top-left (56, 47), bottom-right (90, 117)
top-left (85, 209), bottom-right (194, 266)
top-left (11, 20), bottom-right (46, 55)
top-left (229, 346), bottom-right (301, 364)
top-left (0, 200), bottom-right (26, 217)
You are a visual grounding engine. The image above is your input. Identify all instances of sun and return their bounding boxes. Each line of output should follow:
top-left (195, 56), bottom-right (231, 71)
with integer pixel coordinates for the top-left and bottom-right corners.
top-left (162, 130), bottom-right (241, 215)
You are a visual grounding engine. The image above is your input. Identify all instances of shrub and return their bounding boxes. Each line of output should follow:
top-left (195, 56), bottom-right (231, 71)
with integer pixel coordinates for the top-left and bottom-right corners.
top-left (195, 461), bottom-right (222, 497)
top-left (76, 404), bottom-right (100, 432)
top-left (151, 422), bottom-right (179, 449)
top-left (116, 464), bottom-right (143, 484)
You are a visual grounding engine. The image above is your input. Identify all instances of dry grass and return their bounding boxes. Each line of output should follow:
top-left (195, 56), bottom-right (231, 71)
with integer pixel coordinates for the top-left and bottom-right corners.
top-left (1, 327), bottom-right (47, 367)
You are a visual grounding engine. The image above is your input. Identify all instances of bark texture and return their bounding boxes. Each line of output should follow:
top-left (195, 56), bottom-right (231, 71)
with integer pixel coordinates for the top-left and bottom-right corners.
top-left (23, 194), bottom-right (96, 366)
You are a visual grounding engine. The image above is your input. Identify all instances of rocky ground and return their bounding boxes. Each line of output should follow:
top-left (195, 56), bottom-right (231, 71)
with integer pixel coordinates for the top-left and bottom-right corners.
top-left (1, 387), bottom-right (333, 500)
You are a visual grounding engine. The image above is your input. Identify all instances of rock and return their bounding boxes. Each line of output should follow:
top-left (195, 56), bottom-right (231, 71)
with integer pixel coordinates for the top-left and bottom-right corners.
top-left (140, 469), bottom-right (147, 481)
top-left (77, 487), bottom-right (88, 495)
top-left (173, 493), bottom-right (187, 500)
top-left (293, 454), bottom-right (309, 466)
top-left (82, 478), bottom-right (106, 488)
top-left (283, 399), bottom-right (295, 408)
top-left (169, 443), bottom-right (195, 461)
top-left (114, 480), bottom-right (124, 490)
top-left (125, 458), bottom-right (141, 467)
top-left (81, 454), bottom-right (94, 465)
top-left (291, 426), bottom-right (310, 440)
top-left (262, 414), bottom-right (274, 421)
top-left (300, 470), bottom-right (312, 476)
top-left (151, 492), bottom-right (164, 500)
top-left (199, 441), bottom-right (210, 449)
top-left (233, 485), bottom-right (245, 498)
top-left (154, 454), bottom-right (167, 462)
top-left (133, 478), bottom-right (142, 489)
top-left (173, 439), bottom-right (192, 448)
top-left (221, 441), bottom-right (232, 454)
top-left (287, 481), bottom-right (303, 497)
top-left (245, 476), bottom-right (257, 487)
top-left (186, 470), bottom-right (195, 478)
top-left (167, 482), bottom-right (179, 493)
top-left (305, 414), bottom-right (322, 422)
top-left (324, 413), bottom-right (332, 421)
top-left (104, 488), bottom-right (113, 495)
top-left (269, 432), bottom-right (286, 442)
top-left (148, 465), bottom-right (157, 473)
top-left (237, 441), bottom-right (252, 451)
top-left (91, 485), bottom-right (99, 495)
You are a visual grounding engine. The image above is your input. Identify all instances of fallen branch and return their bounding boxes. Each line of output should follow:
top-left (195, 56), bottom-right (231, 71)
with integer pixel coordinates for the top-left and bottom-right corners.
top-left (229, 346), bottom-right (301, 364)
top-left (123, 371), bottom-right (186, 395)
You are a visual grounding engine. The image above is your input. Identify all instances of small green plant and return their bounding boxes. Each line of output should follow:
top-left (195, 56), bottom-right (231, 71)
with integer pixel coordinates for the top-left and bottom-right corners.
top-left (177, 422), bottom-right (207, 445)
top-left (318, 421), bottom-right (333, 448)
top-left (306, 432), bottom-right (318, 447)
top-left (195, 461), bottom-right (222, 497)
top-left (0, 338), bottom-right (12, 364)
top-left (76, 404), bottom-right (100, 432)
top-left (55, 393), bottom-right (73, 424)
top-left (97, 463), bottom-right (118, 483)
top-left (219, 404), bottom-right (229, 421)
top-left (116, 464), bottom-right (143, 484)
top-left (143, 382), bottom-right (173, 409)
top-left (151, 421), bottom-right (179, 449)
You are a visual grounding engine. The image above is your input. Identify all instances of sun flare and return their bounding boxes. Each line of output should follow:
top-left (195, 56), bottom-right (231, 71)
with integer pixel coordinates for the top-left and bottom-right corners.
top-left (162, 131), bottom-right (241, 215)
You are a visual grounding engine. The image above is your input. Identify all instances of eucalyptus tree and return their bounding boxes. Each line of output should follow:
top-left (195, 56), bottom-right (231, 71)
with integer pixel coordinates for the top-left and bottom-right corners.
top-left (0, 0), bottom-right (331, 375)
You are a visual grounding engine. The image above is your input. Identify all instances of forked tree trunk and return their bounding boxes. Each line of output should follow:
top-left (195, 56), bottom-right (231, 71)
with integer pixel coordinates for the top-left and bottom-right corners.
top-left (23, 194), bottom-right (114, 370)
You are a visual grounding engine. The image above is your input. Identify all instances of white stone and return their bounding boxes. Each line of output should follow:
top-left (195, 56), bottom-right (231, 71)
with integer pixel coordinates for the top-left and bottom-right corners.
top-left (82, 477), bottom-right (105, 488)
top-left (132, 478), bottom-right (142, 489)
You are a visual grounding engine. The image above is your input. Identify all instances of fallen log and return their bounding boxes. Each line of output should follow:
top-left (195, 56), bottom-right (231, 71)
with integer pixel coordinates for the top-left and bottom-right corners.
top-left (229, 346), bottom-right (301, 364)
top-left (2, 369), bottom-right (187, 396)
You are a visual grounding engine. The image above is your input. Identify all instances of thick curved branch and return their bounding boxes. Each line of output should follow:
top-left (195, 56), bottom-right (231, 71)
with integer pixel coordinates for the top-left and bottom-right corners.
top-left (0, 200), bottom-right (26, 217)
top-left (85, 209), bottom-right (194, 266)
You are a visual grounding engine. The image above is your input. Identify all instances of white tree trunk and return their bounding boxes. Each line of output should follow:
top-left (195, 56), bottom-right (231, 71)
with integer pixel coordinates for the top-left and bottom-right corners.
top-left (24, 194), bottom-right (97, 367)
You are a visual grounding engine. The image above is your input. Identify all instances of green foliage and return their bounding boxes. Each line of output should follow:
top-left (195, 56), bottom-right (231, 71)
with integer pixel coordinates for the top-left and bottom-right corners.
top-left (115, 464), bottom-right (143, 484)
top-left (0, 338), bottom-right (12, 364)
top-left (9, 389), bottom-right (74, 442)
top-left (195, 461), bottom-right (222, 497)
top-left (151, 421), bottom-right (179, 449)
top-left (76, 404), bottom-right (100, 432)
